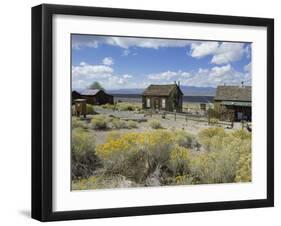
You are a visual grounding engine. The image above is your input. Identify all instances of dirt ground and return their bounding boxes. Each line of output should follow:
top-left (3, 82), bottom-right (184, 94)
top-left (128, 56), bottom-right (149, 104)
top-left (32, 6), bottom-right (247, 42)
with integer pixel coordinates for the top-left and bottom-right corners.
top-left (87, 109), bottom-right (243, 145)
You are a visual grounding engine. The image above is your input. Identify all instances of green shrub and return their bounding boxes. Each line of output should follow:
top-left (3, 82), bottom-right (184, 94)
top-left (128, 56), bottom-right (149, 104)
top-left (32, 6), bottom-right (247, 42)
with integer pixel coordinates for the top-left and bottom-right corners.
top-left (169, 145), bottom-right (190, 175)
top-left (101, 103), bottom-right (115, 110)
top-left (198, 127), bottom-right (226, 151)
top-left (231, 129), bottom-right (251, 140)
top-left (149, 120), bottom-right (162, 129)
top-left (72, 117), bottom-right (88, 129)
top-left (209, 118), bottom-right (219, 125)
top-left (72, 176), bottom-right (99, 190)
top-left (118, 102), bottom-right (134, 111)
top-left (111, 118), bottom-right (128, 129)
top-left (174, 130), bottom-right (198, 149)
top-left (106, 131), bottom-right (122, 142)
top-left (173, 175), bottom-right (194, 185)
top-left (189, 148), bottom-right (238, 184)
top-left (72, 126), bottom-right (252, 189)
top-left (72, 175), bottom-right (137, 190)
top-left (86, 104), bottom-right (95, 114)
top-left (71, 128), bottom-right (100, 179)
top-left (189, 128), bottom-right (252, 184)
top-left (96, 130), bottom-right (173, 184)
top-left (91, 115), bottom-right (108, 130)
top-left (235, 139), bottom-right (251, 182)
top-left (116, 102), bottom-right (140, 111)
top-left (127, 120), bottom-right (138, 129)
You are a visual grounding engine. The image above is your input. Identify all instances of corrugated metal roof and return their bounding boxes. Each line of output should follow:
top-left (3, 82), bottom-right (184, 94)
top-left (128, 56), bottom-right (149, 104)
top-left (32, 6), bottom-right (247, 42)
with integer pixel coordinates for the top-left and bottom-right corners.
top-left (221, 101), bottom-right (251, 107)
top-left (81, 89), bottom-right (101, 96)
top-left (74, 99), bottom-right (86, 102)
top-left (214, 85), bottom-right (251, 102)
top-left (142, 84), bottom-right (183, 96)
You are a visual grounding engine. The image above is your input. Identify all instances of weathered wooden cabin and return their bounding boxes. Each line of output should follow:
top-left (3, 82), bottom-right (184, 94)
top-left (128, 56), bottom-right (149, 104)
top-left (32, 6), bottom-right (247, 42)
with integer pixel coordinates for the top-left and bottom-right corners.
top-left (72, 89), bottom-right (113, 105)
top-left (214, 85), bottom-right (251, 121)
top-left (72, 91), bottom-right (81, 103)
top-left (142, 83), bottom-right (183, 112)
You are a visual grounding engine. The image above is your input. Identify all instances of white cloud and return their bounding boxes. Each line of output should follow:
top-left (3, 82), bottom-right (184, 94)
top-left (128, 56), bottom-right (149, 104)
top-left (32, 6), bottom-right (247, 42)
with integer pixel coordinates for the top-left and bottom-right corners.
top-left (211, 43), bottom-right (245, 64)
top-left (181, 72), bottom-right (192, 78)
top-left (190, 42), bottom-right (219, 58)
top-left (72, 62), bottom-right (113, 79)
top-left (109, 76), bottom-right (127, 85)
top-left (145, 65), bottom-right (248, 87)
top-left (180, 64), bottom-right (249, 87)
top-left (122, 74), bottom-right (133, 79)
top-left (72, 79), bottom-right (88, 89)
top-left (245, 45), bottom-right (251, 59)
top-left (102, 57), bottom-right (114, 66)
top-left (107, 37), bottom-right (192, 49)
top-left (73, 35), bottom-right (192, 49)
top-left (190, 42), bottom-right (246, 65)
top-left (243, 62), bottom-right (252, 84)
top-left (244, 62), bottom-right (251, 72)
top-left (72, 36), bottom-right (99, 49)
top-left (79, 61), bottom-right (87, 66)
top-left (122, 49), bottom-right (130, 56)
top-left (72, 64), bottom-right (250, 90)
top-left (209, 64), bottom-right (232, 77)
top-left (148, 71), bottom-right (178, 81)
top-left (72, 61), bottom-right (136, 90)
top-left (147, 70), bottom-right (190, 82)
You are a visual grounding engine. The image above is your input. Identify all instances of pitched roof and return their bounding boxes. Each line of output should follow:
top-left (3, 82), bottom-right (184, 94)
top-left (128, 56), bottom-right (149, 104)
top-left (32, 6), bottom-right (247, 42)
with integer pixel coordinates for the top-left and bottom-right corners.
top-left (142, 84), bottom-right (183, 96)
top-left (81, 89), bottom-right (101, 96)
top-left (214, 86), bottom-right (251, 102)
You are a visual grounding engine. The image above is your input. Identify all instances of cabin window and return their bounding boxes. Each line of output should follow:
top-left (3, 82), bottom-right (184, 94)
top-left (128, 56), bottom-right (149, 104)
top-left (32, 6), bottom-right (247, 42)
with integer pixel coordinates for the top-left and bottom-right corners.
top-left (162, 98), bottom-right (166, 108)
top-left (146, 98), bottom-right (150, 108)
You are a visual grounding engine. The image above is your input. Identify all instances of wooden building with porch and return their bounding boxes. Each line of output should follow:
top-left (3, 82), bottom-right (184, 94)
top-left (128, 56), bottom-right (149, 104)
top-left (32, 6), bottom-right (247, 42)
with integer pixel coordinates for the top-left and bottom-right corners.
top-left (72, 89), bottom-right (114, 105)
top-left (142, 83), bottom-right (183, 112)
top-left (214, 85), bottom-right (251, 122)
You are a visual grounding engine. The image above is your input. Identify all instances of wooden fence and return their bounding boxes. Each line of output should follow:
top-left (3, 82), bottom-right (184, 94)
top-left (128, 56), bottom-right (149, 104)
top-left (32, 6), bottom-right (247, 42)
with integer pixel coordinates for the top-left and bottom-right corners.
top-left (145, 110), bottom-right (234, 128)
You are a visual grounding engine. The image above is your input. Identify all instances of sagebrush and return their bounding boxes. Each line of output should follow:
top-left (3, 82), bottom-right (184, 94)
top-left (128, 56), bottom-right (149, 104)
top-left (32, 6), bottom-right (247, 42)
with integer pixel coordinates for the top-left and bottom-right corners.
top-left (72, 126), bottom-right (251, 189)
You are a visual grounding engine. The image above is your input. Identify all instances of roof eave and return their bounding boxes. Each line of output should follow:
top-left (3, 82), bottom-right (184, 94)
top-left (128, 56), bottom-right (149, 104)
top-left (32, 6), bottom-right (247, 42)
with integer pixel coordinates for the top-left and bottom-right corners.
top-left (215, 99), bottom-right (251, 102)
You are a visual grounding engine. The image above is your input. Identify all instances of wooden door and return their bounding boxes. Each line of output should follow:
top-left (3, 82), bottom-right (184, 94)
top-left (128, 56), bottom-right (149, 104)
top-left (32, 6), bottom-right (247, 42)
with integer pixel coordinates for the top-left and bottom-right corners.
top-left (154, 98), bottom-right (159, 110)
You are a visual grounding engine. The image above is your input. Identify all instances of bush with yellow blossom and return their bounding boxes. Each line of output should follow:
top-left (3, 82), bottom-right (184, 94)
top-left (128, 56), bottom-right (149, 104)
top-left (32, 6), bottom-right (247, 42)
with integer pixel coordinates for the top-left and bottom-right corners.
top-left (72, 124), bottom-right (252, 189)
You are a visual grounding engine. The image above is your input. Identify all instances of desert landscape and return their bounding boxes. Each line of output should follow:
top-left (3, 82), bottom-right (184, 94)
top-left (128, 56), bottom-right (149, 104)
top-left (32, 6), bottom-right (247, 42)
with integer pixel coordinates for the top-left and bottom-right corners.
top-left (71, 99), bottom-right (251, 190)
top-left (71, 34), bottom-right (252, 190)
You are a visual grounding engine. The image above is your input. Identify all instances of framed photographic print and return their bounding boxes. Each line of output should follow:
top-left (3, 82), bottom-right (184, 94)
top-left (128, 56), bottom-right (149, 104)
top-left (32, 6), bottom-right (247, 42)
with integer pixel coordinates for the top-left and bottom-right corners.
top-left (32, 4), bottom-right (274, 221)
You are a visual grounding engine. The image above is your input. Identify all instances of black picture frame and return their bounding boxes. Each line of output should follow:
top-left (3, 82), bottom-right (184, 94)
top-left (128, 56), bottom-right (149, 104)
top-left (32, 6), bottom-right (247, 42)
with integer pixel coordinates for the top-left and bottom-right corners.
top-left (32, 4), bottom-right (274, 222)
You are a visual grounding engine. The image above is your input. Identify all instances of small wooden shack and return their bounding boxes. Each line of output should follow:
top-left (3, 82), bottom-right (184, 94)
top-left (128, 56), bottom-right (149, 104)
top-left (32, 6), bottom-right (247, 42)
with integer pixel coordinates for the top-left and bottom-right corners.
top-left (72, 91), bottom-right (82, 103)
top-left (142, 83), bottom-right (183, 112)
top-left (74, 99), bottom-right (87, 117)
top-left (214, 85), bottom-right (251, 121)
top-left (72, 89), bottom-right (113, 105)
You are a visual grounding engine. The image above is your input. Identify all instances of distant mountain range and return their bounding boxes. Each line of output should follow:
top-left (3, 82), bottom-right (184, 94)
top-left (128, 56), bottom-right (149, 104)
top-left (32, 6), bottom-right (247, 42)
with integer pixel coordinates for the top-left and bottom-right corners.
top-left (107, 86), bottom-right (216, 96)
top-left (73, 86), bottom-right (216, 96)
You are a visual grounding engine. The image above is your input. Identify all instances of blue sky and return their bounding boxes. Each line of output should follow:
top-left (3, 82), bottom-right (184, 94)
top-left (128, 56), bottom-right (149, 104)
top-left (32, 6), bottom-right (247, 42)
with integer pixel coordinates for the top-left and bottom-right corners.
top-left (72, 34), bottom-right (251, 90)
